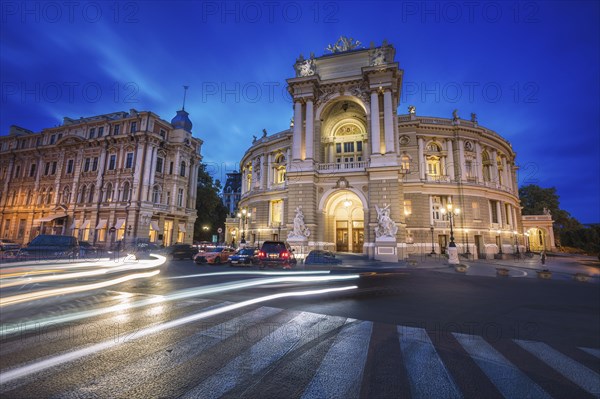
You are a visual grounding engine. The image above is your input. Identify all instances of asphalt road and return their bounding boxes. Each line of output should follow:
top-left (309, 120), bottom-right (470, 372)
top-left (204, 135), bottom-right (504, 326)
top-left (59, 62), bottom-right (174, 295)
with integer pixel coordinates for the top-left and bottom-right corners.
top-left (0, 255), bottom-right (598, 398)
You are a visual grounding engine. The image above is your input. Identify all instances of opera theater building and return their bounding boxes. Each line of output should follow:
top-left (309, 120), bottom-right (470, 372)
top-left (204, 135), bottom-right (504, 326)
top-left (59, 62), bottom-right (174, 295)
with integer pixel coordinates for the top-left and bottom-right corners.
top-left (232, 39), bottom-right (554, 261)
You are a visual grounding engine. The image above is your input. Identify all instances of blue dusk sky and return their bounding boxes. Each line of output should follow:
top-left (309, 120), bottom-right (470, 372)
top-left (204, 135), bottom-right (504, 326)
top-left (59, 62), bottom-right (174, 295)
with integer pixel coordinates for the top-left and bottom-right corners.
top-left (1, 1), bottom-right (598, 223)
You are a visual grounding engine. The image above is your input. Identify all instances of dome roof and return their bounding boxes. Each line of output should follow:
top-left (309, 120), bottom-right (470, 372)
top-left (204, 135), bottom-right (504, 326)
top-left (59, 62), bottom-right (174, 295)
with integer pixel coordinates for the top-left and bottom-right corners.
top-left (171, 109), bottom-right (192, 132)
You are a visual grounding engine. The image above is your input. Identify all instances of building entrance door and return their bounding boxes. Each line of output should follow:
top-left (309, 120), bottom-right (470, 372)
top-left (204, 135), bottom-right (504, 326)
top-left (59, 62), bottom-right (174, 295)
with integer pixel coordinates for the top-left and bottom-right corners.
top-left (475, 235), bottom-right (484, 259)
top-left (352, 228), bottom-right (364, 253)
top-left (336, 221), bottom-right (348, 252)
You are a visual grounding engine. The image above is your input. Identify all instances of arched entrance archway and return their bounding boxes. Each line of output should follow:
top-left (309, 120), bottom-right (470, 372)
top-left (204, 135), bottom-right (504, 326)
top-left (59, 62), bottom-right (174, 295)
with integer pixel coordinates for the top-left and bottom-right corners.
top-left (526, 227), bottom-right (546, 252)
top-left (323, 190), bottom-right (365, 253)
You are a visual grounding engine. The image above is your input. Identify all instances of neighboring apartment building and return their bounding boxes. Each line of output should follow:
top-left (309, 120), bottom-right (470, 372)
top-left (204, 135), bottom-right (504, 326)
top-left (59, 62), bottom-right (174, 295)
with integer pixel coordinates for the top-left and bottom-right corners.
top-left (0, 108), bottom-right (203, 247)
top-left (230, 38), bottom-right (554, 260)
top-left (222, 171), bottom-right (242, 216)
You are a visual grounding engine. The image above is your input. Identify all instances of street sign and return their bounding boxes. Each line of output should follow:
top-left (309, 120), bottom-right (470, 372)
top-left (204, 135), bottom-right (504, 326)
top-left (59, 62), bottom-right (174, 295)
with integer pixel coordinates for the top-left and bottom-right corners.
top-left (212, 234), bottom-right (218, 243)
top-left (217, 228), bottom-right (223, 233)
top-left (109, 227), bottom-right (116, 233)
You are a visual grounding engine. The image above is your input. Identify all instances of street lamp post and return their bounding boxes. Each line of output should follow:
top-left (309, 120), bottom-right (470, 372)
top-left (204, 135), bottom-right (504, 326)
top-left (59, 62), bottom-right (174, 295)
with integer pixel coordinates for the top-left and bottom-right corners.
top-left (497, 230), bottom-right (503, 254)
top-left (514, 231), bottom-right (520, 255)
top-left (429, 225), bottom-right (435, 255)
top-left (441, 204), bottom-right (460, 264)
top-left (464, 229), bottom-right (470, 255)
top-left (236, 209), bottom-right (252, 246)
top-left (525, 232), bottom-right (530, 253)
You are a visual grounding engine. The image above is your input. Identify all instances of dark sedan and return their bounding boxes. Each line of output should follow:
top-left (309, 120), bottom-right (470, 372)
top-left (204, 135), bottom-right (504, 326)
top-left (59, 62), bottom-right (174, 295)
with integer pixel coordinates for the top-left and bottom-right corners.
top-left (304, 250), bottom-right (342, 265)
top-left (18, 235), bottom-right (79, 259)
top-left (166, 244), bottom-right (198, 260)
top-left (228, 248), bottom-right (258, 266)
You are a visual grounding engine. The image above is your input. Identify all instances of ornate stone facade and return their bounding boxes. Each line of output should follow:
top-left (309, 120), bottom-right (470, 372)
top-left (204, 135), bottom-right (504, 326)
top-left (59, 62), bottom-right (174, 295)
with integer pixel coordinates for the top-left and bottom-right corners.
top-left (0, 109), bottom-right (202, 247)
top-left (236, 40), bottom-right (551, 260)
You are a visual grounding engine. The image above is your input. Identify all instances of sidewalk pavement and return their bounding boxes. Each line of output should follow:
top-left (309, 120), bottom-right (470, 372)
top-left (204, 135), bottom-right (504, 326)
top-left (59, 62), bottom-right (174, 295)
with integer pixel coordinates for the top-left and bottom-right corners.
top-left (315, 252), bottom-right (600, 283)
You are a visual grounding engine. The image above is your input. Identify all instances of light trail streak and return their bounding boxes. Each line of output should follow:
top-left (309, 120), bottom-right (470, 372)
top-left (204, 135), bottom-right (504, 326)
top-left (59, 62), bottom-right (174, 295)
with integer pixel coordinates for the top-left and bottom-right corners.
top-left (0, 285), bottom-right (357, 384)
top-left (169, 270), bottom-right (331, 279)
top-left (0, 255), bottom-right (166, 288)
top-left (0, 274), bottom-right (360, 336)
top-left (0, 270), bottom-right (160, 307)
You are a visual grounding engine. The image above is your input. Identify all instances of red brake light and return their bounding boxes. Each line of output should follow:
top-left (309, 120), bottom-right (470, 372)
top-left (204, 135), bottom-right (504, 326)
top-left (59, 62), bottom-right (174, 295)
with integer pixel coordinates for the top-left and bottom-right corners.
top-left (280, 251), bottom-right (289, 259)
top-left (258, 251), bottom-right (265, 258)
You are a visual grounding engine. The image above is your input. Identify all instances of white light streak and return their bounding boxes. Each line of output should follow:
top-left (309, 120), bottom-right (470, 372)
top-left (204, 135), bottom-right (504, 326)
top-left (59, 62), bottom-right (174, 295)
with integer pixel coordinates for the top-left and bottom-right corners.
top-left (0, 285), bottom-right (357, 384)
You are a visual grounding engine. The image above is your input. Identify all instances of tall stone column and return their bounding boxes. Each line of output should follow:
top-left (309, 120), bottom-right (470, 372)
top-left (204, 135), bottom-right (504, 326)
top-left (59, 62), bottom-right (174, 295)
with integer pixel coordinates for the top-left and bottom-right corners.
top-left (458, 139), bottom-right (466, 181)
top-left (383, 90), bottom-right (395, 153)
top-left (370, 91), bottom-right (381, 154)
top-left (292, 101), bottom-right (303, 160)
top-left (417, 137), bottom-right (425, 180)
top-left (475, 142), bottom-right (483, 183)
top-left (305, 99), bottom-right (314, 160)
top-left (267, 153), bottom-right (273, 189)
top-left (446, 139), bottom-right (455, 180)
top-left (491, 150), bottom-right (499, 186)
top-left (496, 201), bottom-right (503, 228)
top-left (501, 157), bottom-right (509, 188)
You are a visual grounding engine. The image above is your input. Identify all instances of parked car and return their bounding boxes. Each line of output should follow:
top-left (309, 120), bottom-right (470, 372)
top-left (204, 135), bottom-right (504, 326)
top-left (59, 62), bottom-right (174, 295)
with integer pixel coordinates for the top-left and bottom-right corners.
top-left (0, 239), bottom-right (20, 252)
top-left (18, 235), bottom-right (79, 259)
top-left (304, 250), bottom-right (342, 265)
top-left (257, 241), bottom-right (296, 269)
top-left (194, 247), bottom-right (236, 264)
top-left (228, 248), bottom-right (258, 266)
top-left (79, 241), bottom-right (99, 257)
top-left (166, 244), bottom-right (198, 260)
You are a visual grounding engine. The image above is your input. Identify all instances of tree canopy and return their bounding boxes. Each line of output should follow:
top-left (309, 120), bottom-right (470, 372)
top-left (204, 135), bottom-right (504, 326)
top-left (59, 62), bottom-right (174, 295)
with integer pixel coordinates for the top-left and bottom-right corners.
top-left (193, 164), bottom-right (229, 242)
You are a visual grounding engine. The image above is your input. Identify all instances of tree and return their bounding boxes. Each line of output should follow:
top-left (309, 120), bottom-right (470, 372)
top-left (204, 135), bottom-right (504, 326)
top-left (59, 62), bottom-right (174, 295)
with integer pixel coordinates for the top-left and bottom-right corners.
top-left (193, 164), bottom-right (229, 242)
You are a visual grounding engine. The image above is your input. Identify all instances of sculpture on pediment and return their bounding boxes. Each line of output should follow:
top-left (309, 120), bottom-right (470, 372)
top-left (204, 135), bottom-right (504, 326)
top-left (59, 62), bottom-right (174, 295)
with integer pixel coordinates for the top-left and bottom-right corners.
top-left (375, 204), bottom-right (398, 238)
top-left (295, 57), bottom-right (316, 77)
top-left (326, 36), bottom-right (362, 53)
top-left (252, 135), bottom-right (257, 143)
top-left (408, 105), bottom-right (416, 114)
top-left (262, 128), bottom-right (267, 138)
top-left (452, 109), bottom-right (459, 121)
top-left (369, 48), bottom-right (387, 66)
top-left (288, 206), bottom-right (310, 239)
top-left (470, 113), bottom-right (478, 123)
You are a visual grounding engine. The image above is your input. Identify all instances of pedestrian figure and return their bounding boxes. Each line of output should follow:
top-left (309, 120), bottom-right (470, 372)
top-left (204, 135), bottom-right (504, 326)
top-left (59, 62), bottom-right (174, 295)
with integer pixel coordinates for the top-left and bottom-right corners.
top-left (541, 251), bottom-right (546, 265)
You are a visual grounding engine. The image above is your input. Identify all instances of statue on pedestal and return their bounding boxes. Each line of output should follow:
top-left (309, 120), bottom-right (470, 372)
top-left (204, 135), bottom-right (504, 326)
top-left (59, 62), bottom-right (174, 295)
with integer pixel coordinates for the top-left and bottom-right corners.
top-left (288, 206), bottom-right (310, 239)
top-left (375, 204), bottom-right (398, 238)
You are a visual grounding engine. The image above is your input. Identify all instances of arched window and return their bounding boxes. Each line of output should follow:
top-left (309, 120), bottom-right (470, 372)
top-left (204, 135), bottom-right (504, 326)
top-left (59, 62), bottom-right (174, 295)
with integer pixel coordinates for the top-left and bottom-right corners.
top-left (426, 156), bottom-right (440, 176)
top-left (122, 181), bottom-right (130, 201)
top-left (152, 185), bottom-right (161, 204)
top-left (482, 151), bottom-right (491, 182)
top-left (88, 184), bottom-right (95, 203)
top-left (426, 142), bottom-right (441, 152)
top-left (105, 183), bottom-right (113, 202)
top-left (79, 186), bottom-right (87, 204)
top-left (62, 187), bottom-right (70, 204)
top-left (46, 188), bottom-right (53, 205)
top-left (274, 154), bottom-right (286, 184)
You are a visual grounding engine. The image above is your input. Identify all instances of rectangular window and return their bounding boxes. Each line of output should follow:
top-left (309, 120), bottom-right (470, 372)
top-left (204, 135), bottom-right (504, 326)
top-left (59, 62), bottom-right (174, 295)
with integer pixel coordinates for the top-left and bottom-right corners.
top-left (505, 204), bottom-right (511, 225)
top-left (36, 137), bottom-right (41, 146)
top-left (404, 200), bottom-right (412, 217)
top-left (156, 157), bottom-right (164, 173)
top-left (169, 162), bottom-right (174, 175)
top-left (180, 162), bottom-right (186, 177)
top-left (465, 160), bottom-right (473, 178)
top-left (336, 143), bottom-right (342, 153)
top-left (45, 162), bottom-right (51, 175)
top-left (159, 129), bottom-right (166, 139)
top-left (98, 127), bottom-right (104, 137)
top-left (29, 163), bottom-right (36, 177)
top-left (130, 121), bottom-right (137, 133)
top-left (84, 158), bottom-right (90, 172)
top-left (67, 159), bottom-right (74, 174)
top-left (108, 155), bottom-right (116, 170)
top-left (125, 153), bottom-right (134, 169)
top-left (344, 142), bottom-right (355, 152)
top-left (113, 125), bottom-right (120, 135)
top-left (51, 161), bottom-right (57, 175)
top-left (166, 191), bottom-right (171, 205)
top-left (17, 219), bottom-right (26, 239)
top-left (14, 165), bottom-right (20, 178)
top-left (3, 219), bottom-right (10, 238)
top-left (356, 141), bottom-right (363, 152)
top-left (92, 157), bottom-right (98, 171)
top-left (57, 133), bottom-right (62, 140)
top-left (50, 135), bottom-right (56, 144)
top-left (270, 200), bottom-right (283, 225)
top-left (490, 200), bottom-right (499, 223)
top-left (89, 128), bottom-right (95, 139)
top-left (472, 202), bottom-right (480, 219)
top-left (177, 188), bottom-right (184, 207)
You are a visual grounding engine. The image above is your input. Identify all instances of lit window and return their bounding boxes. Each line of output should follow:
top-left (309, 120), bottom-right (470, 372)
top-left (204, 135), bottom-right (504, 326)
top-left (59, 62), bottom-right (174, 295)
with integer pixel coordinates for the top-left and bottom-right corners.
top-left (404, 200), bottom-right (412, 217)
top-left (270, 200), bottom-right (283, 225)
top-left (427, 157), bottom-right (440, 176)
top-left (401, 155), bottom-right (410, 170)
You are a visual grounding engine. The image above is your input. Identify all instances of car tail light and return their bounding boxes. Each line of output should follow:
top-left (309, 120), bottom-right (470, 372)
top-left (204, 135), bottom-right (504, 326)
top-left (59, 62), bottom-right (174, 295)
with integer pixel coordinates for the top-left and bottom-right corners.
top-left (280, 251), bottom-right (289, 259)
top-left (258, 251), bottom-right (265, 259)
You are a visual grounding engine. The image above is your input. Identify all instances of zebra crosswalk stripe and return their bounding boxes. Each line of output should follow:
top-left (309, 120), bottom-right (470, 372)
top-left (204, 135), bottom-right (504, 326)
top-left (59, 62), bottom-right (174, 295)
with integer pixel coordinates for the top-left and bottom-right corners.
top-left (453, 333), bottom-right (551, 399)
top-left (301, 319), bottom-right (372, 399)
top-left (579, 346), bottom-right (600, 359)
top-left (515, 340), bottom-right (600, 396)
top-left (399, 326), bottom-right (462, 399)
top-left (182, 311), bottom-right (345, 399)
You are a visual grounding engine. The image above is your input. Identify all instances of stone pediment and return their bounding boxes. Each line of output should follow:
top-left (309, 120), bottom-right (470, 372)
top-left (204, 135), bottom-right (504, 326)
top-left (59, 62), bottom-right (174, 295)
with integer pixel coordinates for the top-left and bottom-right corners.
top-left (56, 136), bottom-right (84, 146)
